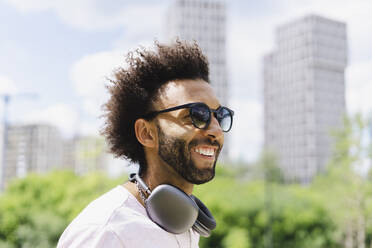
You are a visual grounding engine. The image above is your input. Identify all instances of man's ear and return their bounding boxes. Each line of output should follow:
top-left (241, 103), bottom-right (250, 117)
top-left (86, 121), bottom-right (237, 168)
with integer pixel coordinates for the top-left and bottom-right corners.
top-left (134, 118), bottom-right (156, 148)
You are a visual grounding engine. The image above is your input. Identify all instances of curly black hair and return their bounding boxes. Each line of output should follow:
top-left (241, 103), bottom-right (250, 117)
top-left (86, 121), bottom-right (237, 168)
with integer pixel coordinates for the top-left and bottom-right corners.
top-left (101, 40), bottom-right (210, 174)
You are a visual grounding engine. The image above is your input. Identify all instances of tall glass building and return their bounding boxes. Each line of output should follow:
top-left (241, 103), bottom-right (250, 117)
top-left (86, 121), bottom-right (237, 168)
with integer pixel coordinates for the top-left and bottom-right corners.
top-left (264, 15), bottom-right (348, 183)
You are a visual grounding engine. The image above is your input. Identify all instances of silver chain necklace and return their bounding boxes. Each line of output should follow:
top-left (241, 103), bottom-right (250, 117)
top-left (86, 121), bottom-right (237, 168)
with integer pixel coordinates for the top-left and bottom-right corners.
top-left (135, 181), bottom-right (147, 204)
top-left (135, 181), bottom-right (192, 248)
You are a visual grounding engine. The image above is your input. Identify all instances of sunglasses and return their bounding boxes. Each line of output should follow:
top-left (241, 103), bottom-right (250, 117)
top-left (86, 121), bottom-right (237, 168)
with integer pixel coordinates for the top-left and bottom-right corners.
top-left (143, 102), bottom-right (234, 132)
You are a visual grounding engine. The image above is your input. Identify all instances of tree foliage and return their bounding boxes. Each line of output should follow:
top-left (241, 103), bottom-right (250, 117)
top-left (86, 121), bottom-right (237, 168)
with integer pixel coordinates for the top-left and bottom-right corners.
top-left (195, 169), bottom-right (336, 248)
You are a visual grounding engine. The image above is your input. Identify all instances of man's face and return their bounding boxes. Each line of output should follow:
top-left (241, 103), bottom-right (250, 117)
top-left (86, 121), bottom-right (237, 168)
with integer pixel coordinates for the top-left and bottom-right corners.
top-left (153, 79), bottom-right (224, 184)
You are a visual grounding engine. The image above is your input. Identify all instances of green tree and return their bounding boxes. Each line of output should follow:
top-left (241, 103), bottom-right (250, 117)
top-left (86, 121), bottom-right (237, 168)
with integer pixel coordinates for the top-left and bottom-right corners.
top-left (0, 171), bottom-right (125, 248)
top-left (195, 165), bottom-right (336, 248)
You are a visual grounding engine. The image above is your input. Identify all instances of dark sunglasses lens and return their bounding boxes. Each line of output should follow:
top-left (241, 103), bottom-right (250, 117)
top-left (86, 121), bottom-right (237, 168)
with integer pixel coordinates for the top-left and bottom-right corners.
top-left (190, 104), bottom-right (210, 129)
top-left (217, 107), bottom-right (232, 132)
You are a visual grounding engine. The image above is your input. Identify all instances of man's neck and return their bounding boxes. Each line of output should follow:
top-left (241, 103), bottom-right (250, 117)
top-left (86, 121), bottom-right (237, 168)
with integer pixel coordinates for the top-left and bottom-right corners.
top-left (142, 167), bottom-right (194, 195)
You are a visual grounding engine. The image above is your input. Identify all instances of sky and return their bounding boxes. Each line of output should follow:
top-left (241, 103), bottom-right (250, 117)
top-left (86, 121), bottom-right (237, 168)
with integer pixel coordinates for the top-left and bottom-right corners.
top-left (0, 0), bottom-right (371, 163)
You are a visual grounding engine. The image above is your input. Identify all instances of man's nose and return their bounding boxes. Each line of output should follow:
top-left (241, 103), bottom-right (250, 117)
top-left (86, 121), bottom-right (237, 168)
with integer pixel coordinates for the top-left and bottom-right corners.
top-left (205, 115), bottom-right (223, 140)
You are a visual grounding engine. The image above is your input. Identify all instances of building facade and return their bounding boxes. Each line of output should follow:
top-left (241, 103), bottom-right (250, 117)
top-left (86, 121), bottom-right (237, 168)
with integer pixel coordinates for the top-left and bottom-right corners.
top-left (165, 0), bottom-right (230, 159)
top-left (264, 15), bottom-right (348, 183)
top-left (0, 122), bottom-right (123, 190)
top-left (2, 124), bottom-right (63, 188)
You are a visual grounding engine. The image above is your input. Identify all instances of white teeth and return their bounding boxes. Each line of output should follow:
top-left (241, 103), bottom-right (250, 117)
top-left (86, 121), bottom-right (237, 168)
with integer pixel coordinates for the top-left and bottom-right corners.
top-left (195, 148), bottom-right (215, 156)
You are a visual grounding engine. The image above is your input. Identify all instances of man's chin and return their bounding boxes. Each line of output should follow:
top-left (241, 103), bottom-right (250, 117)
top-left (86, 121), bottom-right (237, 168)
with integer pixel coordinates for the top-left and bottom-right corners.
top-left (194, 172), bottom-right (215, 184)
top-left (185, 165), bottom-right (216, 185)
top-left (191, 174), bottom-right (215, 185)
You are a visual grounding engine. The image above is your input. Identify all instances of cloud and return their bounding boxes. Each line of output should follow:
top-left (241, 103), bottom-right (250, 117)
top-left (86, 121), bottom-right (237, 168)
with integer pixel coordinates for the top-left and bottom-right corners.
top-left (70, 41), bottom-right (163, 138)
top-left (78, 120), bottom-right (101, 137)
top-left (4, 0), bottom-right (52, 12)
top-left (0, 75), bottom-right (17, 95)
top-left (21, 103), bottom-right (79, 137)
top-left (70, 36), bottom-right (165, 119)
top-left (4, 0), bottom-right (167, 32)
top-left (71, 49), bottom-right (126, 117)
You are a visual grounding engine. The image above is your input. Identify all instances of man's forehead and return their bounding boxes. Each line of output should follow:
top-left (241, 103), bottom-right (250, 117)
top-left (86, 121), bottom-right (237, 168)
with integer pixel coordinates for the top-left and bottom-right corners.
top-left (155, 79), bottom-right (220, 109)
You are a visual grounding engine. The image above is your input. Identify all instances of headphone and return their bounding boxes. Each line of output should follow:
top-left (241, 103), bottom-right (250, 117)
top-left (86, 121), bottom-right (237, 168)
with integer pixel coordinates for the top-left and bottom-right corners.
top-left (129, 173), bottom-right (216, 237)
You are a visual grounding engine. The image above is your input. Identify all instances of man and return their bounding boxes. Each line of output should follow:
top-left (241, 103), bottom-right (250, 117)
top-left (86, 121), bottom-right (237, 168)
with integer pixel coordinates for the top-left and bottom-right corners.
top-left (57, 41), bottom-right (234, 247)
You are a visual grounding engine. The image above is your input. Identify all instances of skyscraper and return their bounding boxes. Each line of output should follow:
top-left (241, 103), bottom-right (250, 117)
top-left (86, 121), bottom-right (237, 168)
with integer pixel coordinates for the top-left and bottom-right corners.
top-left (165, 0), bottom-right (230, 158)
top-left (264, 15), bottom-right (347, 183)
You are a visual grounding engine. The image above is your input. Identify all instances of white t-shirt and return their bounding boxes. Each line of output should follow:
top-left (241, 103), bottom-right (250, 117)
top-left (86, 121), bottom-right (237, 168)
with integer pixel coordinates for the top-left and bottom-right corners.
top-left (57, 185), bottom-right (200, 248)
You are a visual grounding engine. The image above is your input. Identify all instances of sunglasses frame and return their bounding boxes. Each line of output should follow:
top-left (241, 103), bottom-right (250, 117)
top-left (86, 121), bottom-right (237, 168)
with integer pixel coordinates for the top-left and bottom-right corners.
top-left (143, 102), bottom-right (234, 132)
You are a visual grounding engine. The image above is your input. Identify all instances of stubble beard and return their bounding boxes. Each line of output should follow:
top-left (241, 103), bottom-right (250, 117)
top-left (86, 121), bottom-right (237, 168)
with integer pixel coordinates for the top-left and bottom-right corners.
top-left (157, 125), bottom-right (221, 185)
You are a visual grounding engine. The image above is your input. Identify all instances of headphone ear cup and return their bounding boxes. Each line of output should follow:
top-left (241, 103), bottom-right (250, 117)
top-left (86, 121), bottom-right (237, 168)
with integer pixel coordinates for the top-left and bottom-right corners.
top-left (190, 195), bottom-right (216, 237)
top-left (146, 185), bottom-right (199, 234)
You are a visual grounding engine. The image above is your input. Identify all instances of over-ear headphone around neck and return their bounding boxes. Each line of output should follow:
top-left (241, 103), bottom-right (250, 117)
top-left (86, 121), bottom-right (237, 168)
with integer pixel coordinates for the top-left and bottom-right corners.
top-left (129, 173), bottom-right (216, 237)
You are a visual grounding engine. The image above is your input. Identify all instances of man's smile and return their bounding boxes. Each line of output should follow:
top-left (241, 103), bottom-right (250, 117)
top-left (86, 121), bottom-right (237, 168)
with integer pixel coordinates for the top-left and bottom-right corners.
top-left (192, 146), bottom-right (218, 161)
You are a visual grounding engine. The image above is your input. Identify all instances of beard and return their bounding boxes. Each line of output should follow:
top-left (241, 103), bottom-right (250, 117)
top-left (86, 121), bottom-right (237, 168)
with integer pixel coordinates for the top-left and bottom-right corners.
top-left (157, 125), bottom-right (221, 185)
